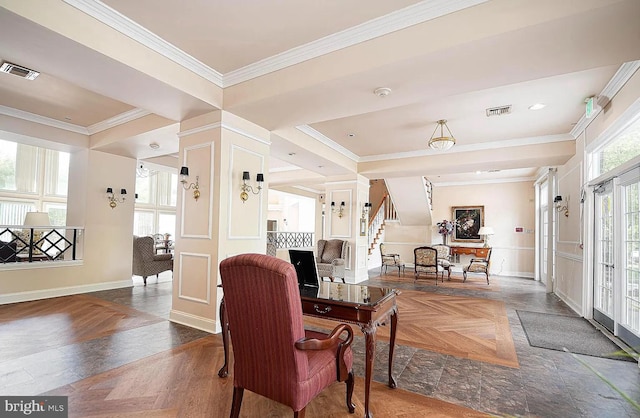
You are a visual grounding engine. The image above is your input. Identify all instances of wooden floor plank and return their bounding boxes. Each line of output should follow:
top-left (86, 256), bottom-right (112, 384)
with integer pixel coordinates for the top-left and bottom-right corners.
top-left (44, 336), bottom-right (488, 417)
top-left (305, 288), bottom-right (518, 368)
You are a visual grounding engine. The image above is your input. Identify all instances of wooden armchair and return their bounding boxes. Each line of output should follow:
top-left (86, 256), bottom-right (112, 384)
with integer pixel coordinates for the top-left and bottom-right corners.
top-left (414, 246), bottom-right (444, 284)
top-left (316, 239), bottom-right (347, 283)
top-left (431, 244), bottom-right (452, 279)
top-left (463, 247), bottom-right (492, 284)
top-left (132, 236), bottom-right (173, 285)
top-left (379, 243), bottom-right (405, 276)
top-left (219, 253), bottom-right (355, 418)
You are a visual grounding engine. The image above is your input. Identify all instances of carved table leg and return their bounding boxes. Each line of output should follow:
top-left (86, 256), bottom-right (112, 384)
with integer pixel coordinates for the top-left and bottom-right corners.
top-left (218, 297), bottom-right (229, 378)
top-left (362, 323), bottom-right (377, 418)
top-left (388, 308), bottom-right (398, 388)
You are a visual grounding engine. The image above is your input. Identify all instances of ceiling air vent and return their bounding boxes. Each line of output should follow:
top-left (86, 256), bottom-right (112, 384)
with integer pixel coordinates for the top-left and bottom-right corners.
top-left (485, 105), bottom-right (512, 117)
top-left (0, 62), bottom-right (40, 80)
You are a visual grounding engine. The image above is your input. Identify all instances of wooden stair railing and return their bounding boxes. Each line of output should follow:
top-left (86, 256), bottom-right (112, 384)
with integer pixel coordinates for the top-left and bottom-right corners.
top-left (367, 193), bottom-right (397, 254)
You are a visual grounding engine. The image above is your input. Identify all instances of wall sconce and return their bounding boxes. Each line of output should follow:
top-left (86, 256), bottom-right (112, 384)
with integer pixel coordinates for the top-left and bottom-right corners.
top-left (554, 195), bottom-right (569, 217)
top-left (361, 202), bottom-right (372, 219)
top-left (180, 166), bottom-right (200, 201)
top-left (106, 187), bottom-right (127, 209)
top-left (240, 171), bottom-right (264, 202)
top-left (331, 201), bottom-right (346, 218)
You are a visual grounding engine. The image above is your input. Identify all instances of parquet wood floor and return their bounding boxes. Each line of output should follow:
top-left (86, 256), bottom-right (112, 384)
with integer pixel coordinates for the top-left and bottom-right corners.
top-left (0, 294), bottom-right (163, 362)
top-left (44, 335), bottom-right (488, 418)
top-left (304, 288), bottom-right (518, 368)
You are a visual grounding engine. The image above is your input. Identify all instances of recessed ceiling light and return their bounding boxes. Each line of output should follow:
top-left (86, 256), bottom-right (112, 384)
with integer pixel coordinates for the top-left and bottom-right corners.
top-left (528, 103), bottom-right (546, 111)
top-left (288, 152), bottom-right (296, 156)
top-left (64, 117), bottom-right (72, 121)
top-left (347, 133), bottom-right (356, 138)
top-left (475, 171), bottom-right (482, 175)
top-left (149, 143), bottom-right (160, 150)
top-left (318, 165), bottom-right (324, 168)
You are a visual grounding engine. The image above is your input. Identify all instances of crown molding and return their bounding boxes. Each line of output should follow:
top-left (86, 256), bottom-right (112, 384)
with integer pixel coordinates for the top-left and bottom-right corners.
top-left (87, 108), bottom-right (152, 134)
top-left (63, 0), bottom-right (223, 86)
top-left (64, 0), bottom-right (486, 88)
top-left (431, 176), bottom-right (537, 187)
top-left (223, 0), bottom-right (488, 86)
top-left (0, 105), bottom-right (88, 135)
top-left (570, 60), bottom-right (640, 138)
top-left (296, 125), bottom-right (360, 162)
top-left (360, 134), bottom-right (574, 163)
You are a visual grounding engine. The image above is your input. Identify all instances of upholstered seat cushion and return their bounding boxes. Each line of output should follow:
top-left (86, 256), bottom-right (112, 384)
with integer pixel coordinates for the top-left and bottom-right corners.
top-left (464, 262), bottom-right (487, 273)
top-left (438, 259), bottom-right (451, 267)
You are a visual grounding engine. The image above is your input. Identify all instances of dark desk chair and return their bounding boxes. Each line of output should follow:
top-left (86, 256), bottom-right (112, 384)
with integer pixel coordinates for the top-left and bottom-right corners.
top-left (220, 253), bottom-right (355, 418)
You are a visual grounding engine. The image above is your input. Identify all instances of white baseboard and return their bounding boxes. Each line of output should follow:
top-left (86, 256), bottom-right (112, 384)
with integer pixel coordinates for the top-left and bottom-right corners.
top-left (0, 279), bottom-right (132, 305)
top-left (170, 309), bottom-right (218, 334)
top-left (554, 288), bottom-right (582, 315)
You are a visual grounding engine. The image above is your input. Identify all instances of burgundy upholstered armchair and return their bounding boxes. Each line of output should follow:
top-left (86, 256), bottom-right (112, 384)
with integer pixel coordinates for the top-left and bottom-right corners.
top-left (219, 253), bottom-right (355, 418)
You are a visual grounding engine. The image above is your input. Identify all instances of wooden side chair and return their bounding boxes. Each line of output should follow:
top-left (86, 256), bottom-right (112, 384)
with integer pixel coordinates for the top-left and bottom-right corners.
top-left (463, 247), bottom-right (492, 284)
top-left (219, 253), bottom-right (356, 418)
top-left (414, 246), bottom-right (443, 284)
top-left (379, 243), bottom-right (405, 276)
top-left (431, 244), bottom-right (452, 279)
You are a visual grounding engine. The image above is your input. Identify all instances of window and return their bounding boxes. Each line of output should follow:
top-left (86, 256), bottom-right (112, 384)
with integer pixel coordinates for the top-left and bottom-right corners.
top-left (134, 169), bottom-right (177, 237)
top-left (593, 116), bottom-right (640, 178)
top-left (0, 139), bottom-right (69, 225)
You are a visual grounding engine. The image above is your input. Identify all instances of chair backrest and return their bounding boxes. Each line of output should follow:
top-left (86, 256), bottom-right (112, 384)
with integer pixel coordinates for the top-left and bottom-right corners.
top-left (219, 254), bottom-right (308, 406)
top-left (379, 243), bottom-right (387, 255)
top-left (432, 244), bottom-right (450, 260)
top-left (414, 246), bottom-right (437, 267)
top-left (317, 239), bottom-right (347, 263)
top-left (133, 236), bottom-right (155, 262)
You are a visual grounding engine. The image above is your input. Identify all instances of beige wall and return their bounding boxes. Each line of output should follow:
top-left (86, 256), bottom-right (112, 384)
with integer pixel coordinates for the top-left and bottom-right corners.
top-left (554, 67), bottom-right (640, 316)
top-left (431, 181), bottom-right (536, 277)
top-left (0, 147), bottom-right (136, 301)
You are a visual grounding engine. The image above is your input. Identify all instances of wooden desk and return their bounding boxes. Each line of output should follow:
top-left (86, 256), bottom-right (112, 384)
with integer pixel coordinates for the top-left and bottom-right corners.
top-left (218, 282), bottom-right (399, 418)
top-left (450, 246), bottom-right (490, 262)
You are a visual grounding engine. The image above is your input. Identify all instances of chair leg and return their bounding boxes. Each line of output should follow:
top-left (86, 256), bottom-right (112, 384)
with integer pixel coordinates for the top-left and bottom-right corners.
top-left (294, 407), bottom-right (306, 418)
top-left (143, 276), bottom-right (147, 285)
top-left (486, 272), bottom-right (490, 285)
top-left (345, 371), bottom-right (355, 413)
top-left (230, 387), bottom-right (244, 418)
top-left (463, 271), bottom-right (467, 282)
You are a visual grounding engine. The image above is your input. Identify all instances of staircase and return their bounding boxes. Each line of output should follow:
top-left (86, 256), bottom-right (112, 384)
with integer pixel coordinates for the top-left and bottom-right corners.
top-left (367, 193), bottom-right (396, 255)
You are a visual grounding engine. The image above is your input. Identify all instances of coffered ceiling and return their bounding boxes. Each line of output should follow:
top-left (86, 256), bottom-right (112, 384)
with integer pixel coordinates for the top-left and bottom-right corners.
top-left (0, 0), bottom-right (638, 187)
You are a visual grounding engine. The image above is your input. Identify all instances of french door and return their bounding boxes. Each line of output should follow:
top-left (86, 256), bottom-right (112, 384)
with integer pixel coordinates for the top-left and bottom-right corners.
top-left (593, 168), bottom-right (640, 350)
top-left (593, 182), bottom-right (614, 331)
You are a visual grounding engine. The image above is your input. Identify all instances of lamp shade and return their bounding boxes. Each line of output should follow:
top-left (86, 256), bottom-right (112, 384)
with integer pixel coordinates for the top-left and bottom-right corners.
top-left (478, 226), bottom-right (494, 236)
top-left (23, 212), bottom-right (51, 227)
top-left (180, 166), bottom-right (189, 176)
top-left (120, 189), bottom-right (127, 195)
top-left (256, 173), bottom-right (264, 182)
top-left (242, 171), bottom-right (250, 181)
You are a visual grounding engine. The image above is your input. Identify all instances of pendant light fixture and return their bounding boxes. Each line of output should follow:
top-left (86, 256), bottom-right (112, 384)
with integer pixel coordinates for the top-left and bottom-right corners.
top-left (428, 119), bottom-right (456, 151)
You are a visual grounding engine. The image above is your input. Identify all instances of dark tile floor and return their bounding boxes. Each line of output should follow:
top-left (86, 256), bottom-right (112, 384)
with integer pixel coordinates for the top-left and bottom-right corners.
top-left (1, 271), bottom-right (639, 417)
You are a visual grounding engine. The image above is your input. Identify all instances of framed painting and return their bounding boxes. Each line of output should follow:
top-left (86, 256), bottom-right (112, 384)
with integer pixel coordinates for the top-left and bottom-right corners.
top-left (452, 206), bottom-right (484, 243)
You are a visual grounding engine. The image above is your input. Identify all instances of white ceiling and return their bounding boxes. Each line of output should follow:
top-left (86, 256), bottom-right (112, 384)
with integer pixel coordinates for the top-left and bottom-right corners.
top-left (0, 0), bottom-right (639, 187)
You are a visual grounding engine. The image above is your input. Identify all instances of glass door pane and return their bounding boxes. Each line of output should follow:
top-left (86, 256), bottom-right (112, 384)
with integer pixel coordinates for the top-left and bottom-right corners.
top-left (621, 181), bottom-right (640, 347)
top-left (594, 186), bottom-right (614, 330)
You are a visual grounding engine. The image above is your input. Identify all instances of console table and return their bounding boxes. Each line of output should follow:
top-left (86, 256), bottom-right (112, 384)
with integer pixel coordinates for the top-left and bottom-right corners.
top-left (450, 246), bottom-right (490, 263)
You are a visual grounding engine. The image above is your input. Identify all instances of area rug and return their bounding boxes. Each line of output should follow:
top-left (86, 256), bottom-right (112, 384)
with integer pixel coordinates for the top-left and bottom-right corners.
top-left (516, 310), bottom-right (634, 362)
